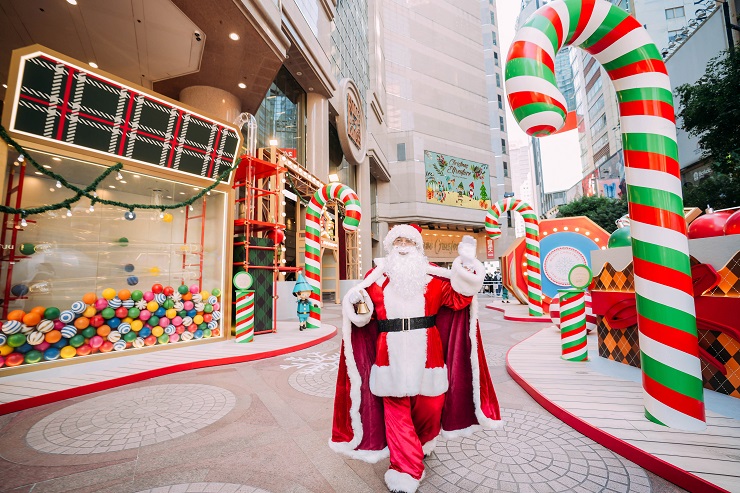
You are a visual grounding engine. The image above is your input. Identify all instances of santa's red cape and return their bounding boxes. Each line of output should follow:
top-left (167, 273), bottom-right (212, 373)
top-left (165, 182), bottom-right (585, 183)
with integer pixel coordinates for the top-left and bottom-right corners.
top-left (329, 264), bottom-right (502, 462)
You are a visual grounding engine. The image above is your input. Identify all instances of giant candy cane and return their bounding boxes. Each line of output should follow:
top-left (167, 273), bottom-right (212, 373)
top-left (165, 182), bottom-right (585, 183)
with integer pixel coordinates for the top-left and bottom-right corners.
top-left (304, 183), bottom-right (361, 329)
top-left (507, 0), bottom-right (705, 430)
top-left (485, 198), bottom-right (543, 316)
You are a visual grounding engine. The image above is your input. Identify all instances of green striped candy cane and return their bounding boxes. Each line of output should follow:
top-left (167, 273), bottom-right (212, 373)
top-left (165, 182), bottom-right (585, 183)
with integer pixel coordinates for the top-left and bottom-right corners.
top-left (485, 198), bottom-right (543, 316)
top-left (506, 0), bottom-right (705, 430)
top-left (304, 183), bottom-right (361, 329)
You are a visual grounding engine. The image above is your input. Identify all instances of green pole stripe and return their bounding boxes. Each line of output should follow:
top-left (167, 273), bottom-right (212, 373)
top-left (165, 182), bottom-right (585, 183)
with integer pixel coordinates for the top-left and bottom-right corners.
top-left (628, 185), bottom-right (684, 217)
top-left (506, 58), bottom-right (557, 85)
top-left (513, 102), bottom-right (566, 123)
top-left (305, 248), bottom-right (321, 257)
top-left (645, 409), bottom-right (666, 427)
top-left (524, 15), bottom-right (561, 51)
top-left (622, 133), bottom-right (678, 161)
top-left (562, 338), bottom-right (586, 350)
top-left (306, 208), bottom-right (322, 219)
top-left (641, 352), bottom-right (704, 401)
top-left (616, 87), bottom-right (674, 105)
top-left (564, 0), bottom-right (581, 42)
top-left (580, 8), bottom-right (630, 49)
top-left (560, 304), bottom-right (584, 318)
top-left (635, 294), bottom-right (698, 336)
top-left (528, 293), bottom-right (542, 302)
top-left (632, 239), bottom-right (690, 274)
top-left (602, 46), bottom-right (662, 72)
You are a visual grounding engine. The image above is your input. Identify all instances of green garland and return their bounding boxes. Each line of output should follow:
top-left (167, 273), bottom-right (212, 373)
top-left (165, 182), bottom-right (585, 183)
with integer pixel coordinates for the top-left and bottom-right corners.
top-left (0, 124), bottom-right (236, 218)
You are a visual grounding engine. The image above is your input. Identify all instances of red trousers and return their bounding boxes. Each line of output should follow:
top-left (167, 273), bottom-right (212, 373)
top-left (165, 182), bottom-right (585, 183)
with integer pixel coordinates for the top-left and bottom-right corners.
top-left (383, 394), bottom-right (445, 480)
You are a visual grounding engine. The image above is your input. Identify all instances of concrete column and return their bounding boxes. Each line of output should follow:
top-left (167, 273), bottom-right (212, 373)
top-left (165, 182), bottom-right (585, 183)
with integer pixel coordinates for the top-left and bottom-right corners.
top-left (306, 92), bottom-right (329, 179)
top-left (356, 158), bottom-right (372, 273)
top-left (179, 86), bottom-right (241, 124)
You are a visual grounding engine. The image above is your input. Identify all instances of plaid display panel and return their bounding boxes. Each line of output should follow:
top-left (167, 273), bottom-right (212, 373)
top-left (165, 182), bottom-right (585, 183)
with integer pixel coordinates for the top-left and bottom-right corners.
top-left (247, 237), bottom-right (274, 334)
top-left (11, 53), bottom-right (239, 180)
top-left (592, 262), bottom-right (634, 292)
top-left (706, 252), bottom-right (740, 298)
top-left (596, 316), bottom-right (641, 368)
top-left (700, 329), bottom-right (740, 398)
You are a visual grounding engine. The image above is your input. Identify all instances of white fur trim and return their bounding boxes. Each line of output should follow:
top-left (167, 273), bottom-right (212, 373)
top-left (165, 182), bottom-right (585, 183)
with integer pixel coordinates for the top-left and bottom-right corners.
top-left (426, 264), bottom-right (451, 279)
top-left (468, 297), bottom-right (504, 430)
top-left (370, 364), bottom-right (448, 397)
top-left (450, 257), bottom-right (485, 296)
top-left (384, 225), bottom-right (424, 254)
top-left (422, 434), bottom-right (439, 456)
top-left (328, 439), bottom-right (389, 463)
top-left (342, 288), bottom-right (373, 327)
top-left (385, 468), bottom-right (421, 493)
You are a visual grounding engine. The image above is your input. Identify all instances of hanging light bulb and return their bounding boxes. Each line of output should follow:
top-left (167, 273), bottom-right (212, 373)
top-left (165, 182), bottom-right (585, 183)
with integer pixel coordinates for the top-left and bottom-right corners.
top-left (124, 210), bottom-right (136, 221)
top-left (17, 155), bottom-right (24, 162)
top-left (93, 191), bottom-right (98, 198)
top-left (189, 205), bottom-right (194, 212)
top-left (56, 180), bottom-right (62, 188)
top-left (159, 211), bottom-right (165, 219)
top-left (116, 171), bottom-right (123, 181)
top-left (66, 208), bottom-right (72, 217)
top-left (206, 190), bottom-right (211, 196)
top-left (89, 204), bottom-right (95, 212)
top-left (20, 217), bottom-right (27, 227)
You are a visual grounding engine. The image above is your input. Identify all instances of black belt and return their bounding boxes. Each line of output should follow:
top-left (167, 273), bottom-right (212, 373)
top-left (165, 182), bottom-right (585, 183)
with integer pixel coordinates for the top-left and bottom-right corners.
top-left (377, 316), bottom-right (436, 332)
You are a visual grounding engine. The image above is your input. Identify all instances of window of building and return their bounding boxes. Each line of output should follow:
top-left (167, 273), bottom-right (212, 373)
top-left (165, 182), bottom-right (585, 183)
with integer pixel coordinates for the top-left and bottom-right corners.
top-left (497, 94), bottom-right (503, 109)
top-left (586, 76), bottom-right (603, 101)
top-left (397, 142), bottom-right (406, 161)
top-left (592, 133), bottom-right (608, 151)
top-left (588, 95), bottom-right (604, 121)
top-left (665, 6), bottom-right (685, 19)
top-left (257, 67), bottom-right (306, 164)
top-left (501, 138), bottom-right (507, 155)
top-left (590, 114), bottom-right (607, 138)
top-left (499, 116), bottom-right (505, 131)
top-left (495, 73), bottom-right (501, 88)
top-left (494, 52), bottom-right (499, 66)
top-left (490, 11), bottom-right (495, 25)
top-left (503, 161), bottom-right (509, 177)
top-left (492, 32), bottom-right (497, 46)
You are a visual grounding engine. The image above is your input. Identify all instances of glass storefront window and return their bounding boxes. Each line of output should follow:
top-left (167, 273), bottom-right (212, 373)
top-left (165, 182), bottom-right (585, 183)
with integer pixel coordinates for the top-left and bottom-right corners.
top-left (256, 67), bottom-right (306, 165)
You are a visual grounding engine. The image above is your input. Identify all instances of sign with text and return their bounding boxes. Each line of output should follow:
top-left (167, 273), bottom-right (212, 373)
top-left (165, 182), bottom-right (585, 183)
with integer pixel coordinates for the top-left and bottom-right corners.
top-left (424, 150), bottom-right (491, 210)
top-left (486, 237), bottom-right (495, 259)
top-left (6, 48), bottom-right (241, 182)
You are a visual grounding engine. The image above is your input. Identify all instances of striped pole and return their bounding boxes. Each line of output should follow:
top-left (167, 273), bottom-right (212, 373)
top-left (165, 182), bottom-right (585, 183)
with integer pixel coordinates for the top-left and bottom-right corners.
top-left (304, 183), bottom-right (361, 329)
top-left (551, 291), bottom-right (595, 332)
top-left (485, 198), bottom-right (543, 316)
top-left (235, 290), bottom-right (254, 343)
top-left (506, 0), bottom-right (705, 430)
top-left (558, 289), bottom-right (588, 361)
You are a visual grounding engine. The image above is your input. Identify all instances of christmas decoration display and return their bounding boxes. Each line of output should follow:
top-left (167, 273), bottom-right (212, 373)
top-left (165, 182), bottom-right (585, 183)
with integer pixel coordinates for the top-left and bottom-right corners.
top-left (485, 198), bottom-right (543, 316)
top-left (304, 183), bottom-right (361, 329)
top-left (0, 284), bottom-right (221, 368)
top-left (558, 290), bottom-right (588, 362)
top-left (506, 0), bottom-right (705, 430)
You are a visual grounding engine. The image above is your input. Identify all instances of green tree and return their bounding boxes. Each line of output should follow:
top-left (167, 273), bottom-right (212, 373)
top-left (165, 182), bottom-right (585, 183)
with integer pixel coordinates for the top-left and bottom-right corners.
top-left (556, 195), bottom-right (628, 233)
top-left (674, 47), bottom-right (740, 180)
top-left (682, 173), bottom-right (740, 211)
top-left (479, 182), bottom-right (489, 201)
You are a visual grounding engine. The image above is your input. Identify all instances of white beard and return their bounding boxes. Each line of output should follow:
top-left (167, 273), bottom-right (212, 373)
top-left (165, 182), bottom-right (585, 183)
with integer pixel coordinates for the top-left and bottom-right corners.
top-left (384, 247), bottom-right (429, 299)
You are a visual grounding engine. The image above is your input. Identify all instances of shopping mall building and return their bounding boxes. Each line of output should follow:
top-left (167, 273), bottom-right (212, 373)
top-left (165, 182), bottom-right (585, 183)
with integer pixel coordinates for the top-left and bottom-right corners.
top-left (0, 0), bottom-right (509, 351)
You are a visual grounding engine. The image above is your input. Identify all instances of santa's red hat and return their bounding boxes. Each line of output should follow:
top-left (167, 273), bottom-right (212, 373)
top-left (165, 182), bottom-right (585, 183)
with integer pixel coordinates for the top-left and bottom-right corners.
top-left (383, 224), bottom-right (424, 254)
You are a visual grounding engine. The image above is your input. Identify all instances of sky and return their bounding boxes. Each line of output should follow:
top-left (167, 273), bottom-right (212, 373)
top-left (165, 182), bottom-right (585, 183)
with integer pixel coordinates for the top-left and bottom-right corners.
top-left (496, 0), bottom-right (583, 193)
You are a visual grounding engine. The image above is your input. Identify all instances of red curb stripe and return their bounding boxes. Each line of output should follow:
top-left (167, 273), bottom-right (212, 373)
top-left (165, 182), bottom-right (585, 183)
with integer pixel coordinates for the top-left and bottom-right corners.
top-left (0, 328), bottom-right (338, 416)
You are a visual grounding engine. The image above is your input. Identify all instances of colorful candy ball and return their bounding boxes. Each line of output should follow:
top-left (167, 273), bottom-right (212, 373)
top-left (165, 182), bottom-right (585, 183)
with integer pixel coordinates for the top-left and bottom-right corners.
top-left (127, 276), bottom-right (139, 286)
top-left (11, 284), bottom-right (29, 297)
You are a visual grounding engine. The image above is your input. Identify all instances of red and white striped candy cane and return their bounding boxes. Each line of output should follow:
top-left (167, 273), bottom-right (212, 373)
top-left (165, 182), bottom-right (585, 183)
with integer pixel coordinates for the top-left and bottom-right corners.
top-left (485, 198), bottom-right (543, 316)
top-left (507, 0), bottom-right (705, 430)
top-left (550, 291), bottom-right (595, 333)
top-left (304, 183), bottom-right (361, 329)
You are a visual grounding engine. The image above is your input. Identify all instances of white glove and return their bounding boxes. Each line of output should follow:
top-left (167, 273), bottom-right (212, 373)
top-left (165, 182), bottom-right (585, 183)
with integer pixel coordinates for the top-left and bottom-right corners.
top-left (345, 289), bottom-right (367, 305)
top-left (458, 235), bottom-right (477, 262)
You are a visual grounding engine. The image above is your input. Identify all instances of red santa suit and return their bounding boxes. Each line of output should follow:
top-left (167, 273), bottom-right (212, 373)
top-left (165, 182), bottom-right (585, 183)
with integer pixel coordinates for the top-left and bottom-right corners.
top-left (330, 226), bottom-right (502, 493)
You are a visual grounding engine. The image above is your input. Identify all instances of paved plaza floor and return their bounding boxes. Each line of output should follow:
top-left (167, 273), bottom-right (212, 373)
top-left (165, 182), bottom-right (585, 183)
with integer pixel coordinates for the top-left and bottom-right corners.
top-left (0, 299), bottom-right (703, 493)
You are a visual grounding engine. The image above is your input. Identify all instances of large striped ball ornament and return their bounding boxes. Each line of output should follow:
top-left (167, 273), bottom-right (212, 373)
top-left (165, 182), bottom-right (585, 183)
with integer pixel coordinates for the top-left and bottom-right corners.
top-left (155, 293), bottom-right (167, 304)
top-left (194, 302), bottom-right (205, 312)
top-left (192, 293), bottom-right (203, 303)
top-left (122, 299), bottom-right (135, 308)
top-left (182, 316), bottom-right (193, 326)
top-left (181, 331), bottom-right (193, 342)
top-left (27, 331), bottom-right (45, 346)
top-left (70, 301), bottom-right (86, 314)
top-left (108, 297), bottom-right (122, 308)
top-left (37, 319), bottom-right (54, 334)
top-left (207, 320), bottom-right (218, 330)
top-left (60, 325), bottom-right (77, 338)
top-left (211, 311), bottom-right (221, 321)
top-left (118, 323), bottom-right (131, 335)
top-left (2, 320), bottom-right (22, 334)
top-left (112, 340), bottom-right (126, 351)
top-left (0, 334), bottom-right (5, 346)
top-left (20, 323), bottom-right (34, 334)
top-left (174, 301), bottom-right (184, 311)
top-left (59, 310), bottom-right (75, 323)
top-left (107, 331), bottom-right (121, 343)
top-left (207, 296), bottom-right (218, 305)
top-left (133, 337), bottom-right (145, 348)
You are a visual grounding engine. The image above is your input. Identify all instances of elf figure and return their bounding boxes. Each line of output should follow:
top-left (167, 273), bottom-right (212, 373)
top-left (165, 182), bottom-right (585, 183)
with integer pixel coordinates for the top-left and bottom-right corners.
top-left (293, 272), bottom-right (314, 331)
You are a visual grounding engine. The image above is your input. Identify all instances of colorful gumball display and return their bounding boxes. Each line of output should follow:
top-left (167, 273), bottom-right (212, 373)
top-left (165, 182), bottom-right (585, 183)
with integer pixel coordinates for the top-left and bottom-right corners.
top-left (0, 284), bottom-right (222, 369)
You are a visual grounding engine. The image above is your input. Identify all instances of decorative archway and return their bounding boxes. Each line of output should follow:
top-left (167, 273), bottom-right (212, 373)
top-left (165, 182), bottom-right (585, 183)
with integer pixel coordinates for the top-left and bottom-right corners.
top-left (506, 0), bottom-right (704, 431)
top-left (485, 198), bottom-right (542, 316)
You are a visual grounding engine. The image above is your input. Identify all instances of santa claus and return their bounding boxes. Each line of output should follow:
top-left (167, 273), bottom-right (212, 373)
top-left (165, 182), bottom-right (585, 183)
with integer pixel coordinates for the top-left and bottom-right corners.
top-left (330, 224), bottom-right (502, 493)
